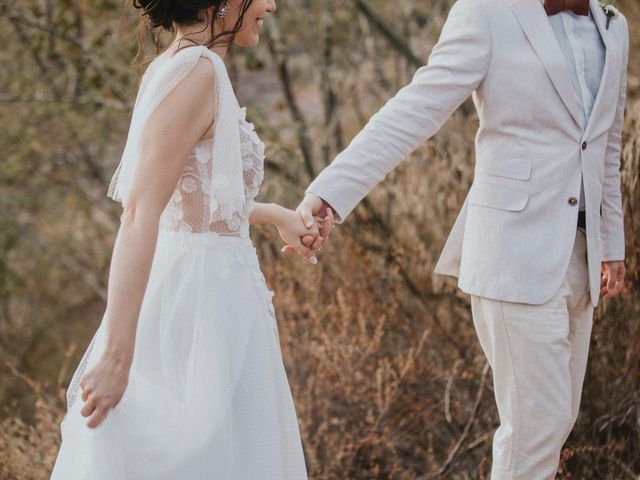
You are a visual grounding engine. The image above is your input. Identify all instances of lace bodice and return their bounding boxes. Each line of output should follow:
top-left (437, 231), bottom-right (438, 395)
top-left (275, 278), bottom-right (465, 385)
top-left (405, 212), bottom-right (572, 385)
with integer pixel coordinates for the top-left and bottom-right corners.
top-left (109, 46), bottom-right (254, 231)
top-left (159, 107), bottom-right (265, 237)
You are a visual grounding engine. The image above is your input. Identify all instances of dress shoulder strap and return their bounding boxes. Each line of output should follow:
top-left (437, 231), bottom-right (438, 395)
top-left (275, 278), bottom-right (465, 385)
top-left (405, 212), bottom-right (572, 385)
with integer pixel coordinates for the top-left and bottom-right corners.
top-left (108, 46), bottom-right (245, 224)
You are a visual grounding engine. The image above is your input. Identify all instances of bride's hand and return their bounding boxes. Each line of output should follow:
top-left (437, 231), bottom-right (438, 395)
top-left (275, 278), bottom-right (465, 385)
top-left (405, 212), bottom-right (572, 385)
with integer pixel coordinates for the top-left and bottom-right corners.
top-left (78, 353), bottom-right (131, 429)
top-left (274, 208), bottom-right (321, 264)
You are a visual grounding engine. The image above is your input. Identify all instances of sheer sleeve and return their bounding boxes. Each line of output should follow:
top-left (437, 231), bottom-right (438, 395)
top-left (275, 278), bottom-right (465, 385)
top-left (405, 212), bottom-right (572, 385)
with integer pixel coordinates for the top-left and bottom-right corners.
top-left (109, 46), bottom-right (246, 229)
top-left (108, 47), bottom-right (211, 203)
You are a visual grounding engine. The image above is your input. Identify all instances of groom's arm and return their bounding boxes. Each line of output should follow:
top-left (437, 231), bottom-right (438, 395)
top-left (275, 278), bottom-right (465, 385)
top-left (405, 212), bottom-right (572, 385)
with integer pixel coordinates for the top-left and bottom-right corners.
top-left (306, 0), bottom-right (492, 222)
top-left (600, 16), bottom-right (628, 263)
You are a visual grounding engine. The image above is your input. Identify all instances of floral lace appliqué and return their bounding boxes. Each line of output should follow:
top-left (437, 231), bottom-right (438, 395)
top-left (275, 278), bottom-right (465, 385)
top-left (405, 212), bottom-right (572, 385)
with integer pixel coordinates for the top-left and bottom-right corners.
top-left (159, 107), bottom-right (265, 236)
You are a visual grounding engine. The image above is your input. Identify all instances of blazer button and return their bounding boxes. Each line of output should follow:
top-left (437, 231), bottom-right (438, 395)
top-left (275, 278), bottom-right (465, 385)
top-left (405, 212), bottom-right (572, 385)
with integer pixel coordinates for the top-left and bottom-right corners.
top-left (582, 141), bottom-right (587, 150)
top-left (568, 197), bottom-right (578, 206)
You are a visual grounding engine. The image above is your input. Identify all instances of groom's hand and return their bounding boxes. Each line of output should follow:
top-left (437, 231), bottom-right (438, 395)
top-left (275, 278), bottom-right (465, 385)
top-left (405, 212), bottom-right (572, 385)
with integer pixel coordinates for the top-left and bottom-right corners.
top-left (299, 193), bottom-right (335, 251)
top-left (600, 261), bottom-right (626, 299)
top-left (281, 193), bottom-right (336, 262)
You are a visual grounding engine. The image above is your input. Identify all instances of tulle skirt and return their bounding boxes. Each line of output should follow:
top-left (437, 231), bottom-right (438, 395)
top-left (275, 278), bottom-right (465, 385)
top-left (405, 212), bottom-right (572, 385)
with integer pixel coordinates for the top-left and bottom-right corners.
top-left (51, 230), bottom-right (308, 480)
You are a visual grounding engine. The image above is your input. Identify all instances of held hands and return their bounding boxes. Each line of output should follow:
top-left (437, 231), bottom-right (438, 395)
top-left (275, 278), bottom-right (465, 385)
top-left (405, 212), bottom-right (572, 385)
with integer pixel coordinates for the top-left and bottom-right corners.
top-left (281, 193), bottom-right (336, 263)
top-left (600, 261), bottom-right (626, 299)
top-left (78, 353), bottom-right (131, 429)
top-left (274, 205), bottom-right (324, 264)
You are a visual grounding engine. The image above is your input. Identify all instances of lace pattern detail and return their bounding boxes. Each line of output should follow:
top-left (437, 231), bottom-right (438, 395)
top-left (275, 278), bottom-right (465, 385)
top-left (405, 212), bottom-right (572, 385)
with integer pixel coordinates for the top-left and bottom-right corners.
top-left (238, 107), bottom-right (265, 218)
top-left (109, 48), bottom-right (208, 203)
top-left (109, 46), bottom-right (247, 226)
top-left (160, 108), bottom-right (265, 236)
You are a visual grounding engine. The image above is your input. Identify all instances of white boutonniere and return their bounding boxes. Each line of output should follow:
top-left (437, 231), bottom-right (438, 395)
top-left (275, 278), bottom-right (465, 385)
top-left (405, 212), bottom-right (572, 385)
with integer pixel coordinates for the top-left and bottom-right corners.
top-left (600, 1), bottom-right (620, 30)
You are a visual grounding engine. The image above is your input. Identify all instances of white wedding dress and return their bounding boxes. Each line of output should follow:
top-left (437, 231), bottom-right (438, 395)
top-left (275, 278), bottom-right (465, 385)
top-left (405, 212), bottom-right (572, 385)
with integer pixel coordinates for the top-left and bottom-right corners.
top-left (51, 47), bottom-right (308, 480)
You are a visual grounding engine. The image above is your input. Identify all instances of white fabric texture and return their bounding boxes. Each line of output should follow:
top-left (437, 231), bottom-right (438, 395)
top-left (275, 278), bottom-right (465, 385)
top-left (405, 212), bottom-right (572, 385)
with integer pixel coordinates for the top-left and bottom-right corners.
top-left (51, 48), bottom-right (308, 480)
top-left (108, 45), bottom-right (246, 224)
top-left (547, 4), bottom-right (606, 209)
top-left (470, 229), bottom-right (593, 479)
top-left (548, 7), bottom-right (606, 122)
top-left (306, 0), bottom-right (628, 307)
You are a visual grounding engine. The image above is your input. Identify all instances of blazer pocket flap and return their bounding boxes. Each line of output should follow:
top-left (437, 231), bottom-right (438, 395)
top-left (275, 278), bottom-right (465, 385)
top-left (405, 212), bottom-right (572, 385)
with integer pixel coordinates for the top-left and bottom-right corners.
top-left (488, 156), bottom-right (532, 180)
top-left (471, 183), bottom-right (529, 212)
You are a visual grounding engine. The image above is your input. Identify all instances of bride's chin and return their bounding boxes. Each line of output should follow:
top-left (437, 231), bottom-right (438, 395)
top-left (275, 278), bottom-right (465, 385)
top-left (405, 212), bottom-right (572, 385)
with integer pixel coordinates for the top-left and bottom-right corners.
top-left (234, 34), bottom-right (260, 48)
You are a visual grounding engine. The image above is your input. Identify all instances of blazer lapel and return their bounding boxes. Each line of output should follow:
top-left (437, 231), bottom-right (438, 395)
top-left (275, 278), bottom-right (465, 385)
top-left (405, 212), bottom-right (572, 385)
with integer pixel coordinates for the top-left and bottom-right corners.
top-left (511, 0), bottom-right (583, 128)
top-left (584, 0), bottom-right (613, 137)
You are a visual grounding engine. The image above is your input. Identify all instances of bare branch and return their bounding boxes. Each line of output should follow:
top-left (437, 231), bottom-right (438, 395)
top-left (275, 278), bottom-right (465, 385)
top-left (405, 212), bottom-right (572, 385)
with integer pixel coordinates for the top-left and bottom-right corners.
top-left (435, 361), bottom-right (491, 476)
top-left (0, 93), bottom-right (129, 111)
top-left (354, 0), bottom-right (423, 69)
top-left (264, 16), bottom-right (316, 179)
top-left (0, 2), bottom-right (129, 109)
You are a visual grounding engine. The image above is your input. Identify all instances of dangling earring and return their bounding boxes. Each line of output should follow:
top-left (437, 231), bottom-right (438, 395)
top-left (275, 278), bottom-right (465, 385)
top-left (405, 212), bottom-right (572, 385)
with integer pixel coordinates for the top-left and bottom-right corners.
top-left (216, 1), bottom-right (230, 18)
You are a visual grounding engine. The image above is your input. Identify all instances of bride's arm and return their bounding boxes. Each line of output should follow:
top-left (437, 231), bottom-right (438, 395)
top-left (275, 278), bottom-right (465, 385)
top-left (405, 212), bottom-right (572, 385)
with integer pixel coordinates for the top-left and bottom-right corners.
top-left (249, 202), bottom-right (288, 226)
top-left (78, 58), bottom-right (216, 429)
top-left (250, 203), bottom-right (319, 262)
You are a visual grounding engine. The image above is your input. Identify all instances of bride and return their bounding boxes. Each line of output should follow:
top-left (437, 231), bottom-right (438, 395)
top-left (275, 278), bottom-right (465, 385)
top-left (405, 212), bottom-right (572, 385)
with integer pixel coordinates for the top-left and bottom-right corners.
top-left (51, 0), bottom-right (331, 478)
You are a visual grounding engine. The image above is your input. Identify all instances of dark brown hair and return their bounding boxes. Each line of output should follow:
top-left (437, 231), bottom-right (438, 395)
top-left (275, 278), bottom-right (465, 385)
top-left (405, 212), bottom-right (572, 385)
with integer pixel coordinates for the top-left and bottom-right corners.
top-left (132, 0), bottom-right (255, 61)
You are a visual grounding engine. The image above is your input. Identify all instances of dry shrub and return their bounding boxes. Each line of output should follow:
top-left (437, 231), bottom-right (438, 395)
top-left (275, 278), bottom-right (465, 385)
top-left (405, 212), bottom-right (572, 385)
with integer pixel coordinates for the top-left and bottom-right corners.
top-left (555, 98), bottom-right (640, 480)
top-left (2, 99), bottom-right (637, 480)
top-left (254, 98), bottom-right (640, 479)
top-left (0, 364), bottom-right (65, 480)
top-left (1, 1), bottom-right (639, 478)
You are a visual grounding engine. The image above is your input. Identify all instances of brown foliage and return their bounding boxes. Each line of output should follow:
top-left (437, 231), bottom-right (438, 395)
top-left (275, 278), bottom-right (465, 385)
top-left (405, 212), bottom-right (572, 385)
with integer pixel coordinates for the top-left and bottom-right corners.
top-left (0, 0), bottom-right (639, 479)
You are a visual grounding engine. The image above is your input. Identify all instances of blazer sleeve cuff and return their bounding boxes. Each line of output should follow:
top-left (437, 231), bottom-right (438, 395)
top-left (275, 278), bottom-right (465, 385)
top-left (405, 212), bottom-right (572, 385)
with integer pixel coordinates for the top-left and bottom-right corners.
top-left (305, 186), bottom-right (347, 224)
top-left (305, 174), bottom-right (369, 224)
top-left (600, 238), bottom-right (625, 263)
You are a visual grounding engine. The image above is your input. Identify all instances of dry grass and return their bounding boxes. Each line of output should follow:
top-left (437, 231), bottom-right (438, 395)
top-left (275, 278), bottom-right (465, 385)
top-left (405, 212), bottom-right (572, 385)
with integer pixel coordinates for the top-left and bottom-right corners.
top-left (1, 0), bottom-right (639, 478)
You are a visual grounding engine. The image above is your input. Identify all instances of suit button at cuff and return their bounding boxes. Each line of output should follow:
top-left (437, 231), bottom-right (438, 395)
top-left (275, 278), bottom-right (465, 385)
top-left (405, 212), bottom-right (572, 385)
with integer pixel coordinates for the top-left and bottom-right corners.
top-left (568, 197), bottom-right (578, 206)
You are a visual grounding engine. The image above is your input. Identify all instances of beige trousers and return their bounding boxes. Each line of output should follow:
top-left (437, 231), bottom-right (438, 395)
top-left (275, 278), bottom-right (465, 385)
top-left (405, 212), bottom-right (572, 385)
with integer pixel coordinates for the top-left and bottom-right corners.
top-left (470, 228), bottom-right (593, 480)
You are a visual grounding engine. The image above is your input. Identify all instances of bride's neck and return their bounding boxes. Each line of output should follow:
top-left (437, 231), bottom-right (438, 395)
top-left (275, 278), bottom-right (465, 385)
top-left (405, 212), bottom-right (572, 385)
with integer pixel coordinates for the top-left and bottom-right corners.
top-left (173, 22), bottom-right (229, 59)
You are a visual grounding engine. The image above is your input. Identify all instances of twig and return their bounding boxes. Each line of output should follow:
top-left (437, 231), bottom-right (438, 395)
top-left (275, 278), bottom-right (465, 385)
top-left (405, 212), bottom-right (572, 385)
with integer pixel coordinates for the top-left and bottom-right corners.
top-left (465, 431), bottom-right (493, 451)
top-left (320, 0), bottom-right (339, 167)
top-left (264, 16), bottom-right (316, 179)
top-left (359, 327), bottom-right (430, 446)
top-left (354, 0), bottom-right (423, 69)
top-left (0, 93), bottom-right (128, 111)
top-left (434, 361), bottom-right (490, 477)
top-left (444, 359), bottom-right (463, 424)
top-left (0, 2), bottom-right (129, 109)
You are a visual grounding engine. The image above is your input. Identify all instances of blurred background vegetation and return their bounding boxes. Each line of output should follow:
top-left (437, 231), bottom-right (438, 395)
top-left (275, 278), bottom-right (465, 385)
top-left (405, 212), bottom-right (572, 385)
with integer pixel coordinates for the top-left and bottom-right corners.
top-left (0, 0), bottom-right (638, 478)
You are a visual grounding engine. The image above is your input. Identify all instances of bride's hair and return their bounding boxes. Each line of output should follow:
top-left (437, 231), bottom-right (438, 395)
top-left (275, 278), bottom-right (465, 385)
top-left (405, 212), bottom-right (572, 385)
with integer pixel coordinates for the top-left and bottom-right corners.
top-left (133, 0), bottom-right (217, 30)
top-left (132, 0), bottom-right (255, 61)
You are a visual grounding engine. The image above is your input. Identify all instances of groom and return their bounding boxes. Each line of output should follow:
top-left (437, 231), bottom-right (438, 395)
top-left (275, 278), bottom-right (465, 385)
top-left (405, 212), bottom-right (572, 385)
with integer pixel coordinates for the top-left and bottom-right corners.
top-left (289, 0), bottom-right (629, 477)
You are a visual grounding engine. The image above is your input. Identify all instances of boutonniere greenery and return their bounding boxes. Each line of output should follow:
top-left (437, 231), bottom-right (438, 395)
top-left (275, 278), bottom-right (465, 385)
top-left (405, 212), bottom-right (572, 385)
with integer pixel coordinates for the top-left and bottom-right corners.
top-left (600, 1), bottom-right (620, 30)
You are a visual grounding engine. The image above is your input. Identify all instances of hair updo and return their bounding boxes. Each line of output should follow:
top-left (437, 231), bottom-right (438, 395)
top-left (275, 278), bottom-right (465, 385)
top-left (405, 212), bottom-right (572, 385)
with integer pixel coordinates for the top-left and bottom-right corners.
top-left (132, 0), bottom-right (222, 30)
top-left (132, 0), bottom-right (255, 62)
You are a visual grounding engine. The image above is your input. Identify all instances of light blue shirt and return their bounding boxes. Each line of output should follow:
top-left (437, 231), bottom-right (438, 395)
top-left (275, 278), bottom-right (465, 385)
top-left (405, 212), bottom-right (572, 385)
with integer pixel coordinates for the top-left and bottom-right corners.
top-left (547, 7), bottom-right (606, 210)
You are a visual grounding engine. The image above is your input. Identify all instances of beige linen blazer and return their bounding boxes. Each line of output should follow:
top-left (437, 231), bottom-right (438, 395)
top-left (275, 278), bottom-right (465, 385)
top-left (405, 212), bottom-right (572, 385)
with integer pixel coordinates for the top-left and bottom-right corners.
top-left (306, 0), bottom-right (628, 307)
